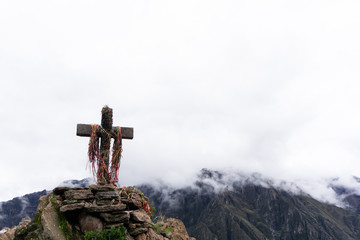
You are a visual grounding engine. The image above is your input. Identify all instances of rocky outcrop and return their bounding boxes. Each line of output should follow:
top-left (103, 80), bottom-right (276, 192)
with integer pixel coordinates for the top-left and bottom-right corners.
top-left (11, 185), bottom-right (194, 240)
top-left (0, 217), bottom-right (31, 240)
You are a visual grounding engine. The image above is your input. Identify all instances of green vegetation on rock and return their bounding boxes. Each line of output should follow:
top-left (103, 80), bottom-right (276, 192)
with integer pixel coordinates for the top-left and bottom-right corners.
top-left (152, 221), bottom-right (173, 238)
top-left (84, 226), bottom-right (125, 240)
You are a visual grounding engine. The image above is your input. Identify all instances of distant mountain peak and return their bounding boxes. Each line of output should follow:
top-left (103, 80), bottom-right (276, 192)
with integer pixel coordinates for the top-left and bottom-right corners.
top-left (199, 168), bottom-right (224, 181)
top-left (57, 178), bottom-right (94, 188)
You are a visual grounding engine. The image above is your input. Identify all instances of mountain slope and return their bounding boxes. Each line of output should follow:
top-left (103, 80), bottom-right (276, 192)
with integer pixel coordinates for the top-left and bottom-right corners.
top-left (0, 190), bottom-right (47, 229)
top-left (139, 170), bottom-right (360, 240)
top-left (194, 185), bottom-right (360, 240)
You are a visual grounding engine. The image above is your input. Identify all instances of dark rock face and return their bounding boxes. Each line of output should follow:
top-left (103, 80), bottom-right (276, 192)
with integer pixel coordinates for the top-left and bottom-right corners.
top-left (192, 185), bottom-right (360, 240)
top-left (0, 190), bottom-right (47, 229)
top-left (345, 194), bottom-right (360, 214)
top-left (139, 176), bottom-right (360, 240)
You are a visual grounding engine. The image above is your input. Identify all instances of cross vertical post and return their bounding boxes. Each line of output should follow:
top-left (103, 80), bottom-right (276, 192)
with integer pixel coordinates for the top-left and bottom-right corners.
top-left (98, 106), bottom-right (113, 184)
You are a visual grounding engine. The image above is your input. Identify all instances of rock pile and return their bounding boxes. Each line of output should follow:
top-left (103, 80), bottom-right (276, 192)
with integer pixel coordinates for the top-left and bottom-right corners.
top-left (57, 185), bottom-right (154, 236)
top-left (12, 185), bottom-right (195, 240)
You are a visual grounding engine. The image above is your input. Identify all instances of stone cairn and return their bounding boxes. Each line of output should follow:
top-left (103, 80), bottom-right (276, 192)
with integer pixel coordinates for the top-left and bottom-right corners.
top-left (55, 185), bottom-right (152, 236)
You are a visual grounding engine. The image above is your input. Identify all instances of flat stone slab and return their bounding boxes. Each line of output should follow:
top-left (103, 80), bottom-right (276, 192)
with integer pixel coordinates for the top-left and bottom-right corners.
top-left (89, 184), bottom-right (116, 192)
top-left (95, 191), bottom-right (119, 200)
top-left (96, 199), bottom-right (119, 206)
top-left (100, 211), bottom-right (130, 223)
top-left (60, 203), bottom-right (85, 213)
top-left (85, 203), bottom-right (127, 213)
top-left (53, 187), bottom-right (70, 196)
top-left (64, 190), bottom-right (94, 200)
top-left (62, 200), bottom-right (78, 205)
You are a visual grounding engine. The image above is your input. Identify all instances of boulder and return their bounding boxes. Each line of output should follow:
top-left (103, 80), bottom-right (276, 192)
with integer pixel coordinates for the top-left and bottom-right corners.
top-left (146, 228), bottom-right (168, 240)
top-left (129, 227), bottom-right (148, 236)
top-left (161, 218), bottom-right (195, 240)
top-left (41, 199), bottom-right (67, 240)
top-left (131, 209), bottom-right (152, 223)
top-left (0, 227), bottom-right (15, 240)
top-left (79, 211), bottom-right (103, 232)
top-left (136, 233), bottom-right (147, 240)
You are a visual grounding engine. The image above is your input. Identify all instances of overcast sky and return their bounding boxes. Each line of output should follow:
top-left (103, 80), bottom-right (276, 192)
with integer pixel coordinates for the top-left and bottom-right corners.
top-left (1, 0), bottom-right (360, 202)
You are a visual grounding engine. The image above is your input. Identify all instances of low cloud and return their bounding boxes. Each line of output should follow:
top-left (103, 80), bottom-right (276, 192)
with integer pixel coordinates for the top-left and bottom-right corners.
top-left (142, 169), bottom-right (360, 209)
top-left (18, 197), bottom-right (29, 217)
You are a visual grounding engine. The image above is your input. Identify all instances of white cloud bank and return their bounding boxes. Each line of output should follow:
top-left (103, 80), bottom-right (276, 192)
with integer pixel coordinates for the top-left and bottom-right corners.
top-left (1, 0), bottom-right (360, 202)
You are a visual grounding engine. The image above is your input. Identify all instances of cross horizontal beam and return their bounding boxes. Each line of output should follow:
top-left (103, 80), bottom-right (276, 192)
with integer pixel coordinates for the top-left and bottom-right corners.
top-left (76, 124), bottom-right (134, 139)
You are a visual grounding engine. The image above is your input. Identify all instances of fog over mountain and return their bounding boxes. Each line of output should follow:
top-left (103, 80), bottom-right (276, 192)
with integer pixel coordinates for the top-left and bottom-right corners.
top-left (3, 169), bottom-right (360, 229)
top-left (1, 1), bottom-right (360, 202)
top-left (139, 169), bottom-right (360, 240)
top-left (4, 170), bottom-right (360, 240)
top-left (139, 169), bottom-right (360, 210)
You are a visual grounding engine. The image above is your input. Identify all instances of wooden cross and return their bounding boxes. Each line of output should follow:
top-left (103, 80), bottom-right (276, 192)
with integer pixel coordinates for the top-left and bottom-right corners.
top-left (76, 106), bottom-right (133, 184)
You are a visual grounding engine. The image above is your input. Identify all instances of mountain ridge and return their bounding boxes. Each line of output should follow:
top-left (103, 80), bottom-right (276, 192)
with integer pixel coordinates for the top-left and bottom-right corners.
top-left (3, 169), bottom-right (360, 239)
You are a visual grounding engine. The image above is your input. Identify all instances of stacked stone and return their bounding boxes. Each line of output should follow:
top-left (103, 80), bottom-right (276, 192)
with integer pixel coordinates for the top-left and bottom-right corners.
top-left (54, 185), bottom-right (153, 238)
